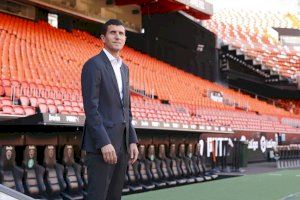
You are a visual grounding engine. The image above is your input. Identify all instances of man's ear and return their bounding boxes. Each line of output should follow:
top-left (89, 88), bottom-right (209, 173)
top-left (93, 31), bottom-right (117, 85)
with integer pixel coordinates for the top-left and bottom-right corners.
top-left (100, 34), bottom-right (105, 42)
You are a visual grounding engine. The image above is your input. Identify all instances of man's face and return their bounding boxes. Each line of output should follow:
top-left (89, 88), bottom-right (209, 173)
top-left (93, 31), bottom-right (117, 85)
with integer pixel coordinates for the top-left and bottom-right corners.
top-left (67, 148), bottom-right (72, 158)
top-left (29, 149), bottom-right (35, 159)
top-left (101, 25), bottom-right (126, 53)
top-left (48, 149), bottom-right (54, 158)
top-left (6, 150), bottom-right (12, 160)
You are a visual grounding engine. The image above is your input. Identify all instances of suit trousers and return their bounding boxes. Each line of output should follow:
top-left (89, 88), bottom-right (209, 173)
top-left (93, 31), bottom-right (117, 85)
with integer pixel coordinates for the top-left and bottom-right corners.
top-left (86, 135), bottom-right (128, 200)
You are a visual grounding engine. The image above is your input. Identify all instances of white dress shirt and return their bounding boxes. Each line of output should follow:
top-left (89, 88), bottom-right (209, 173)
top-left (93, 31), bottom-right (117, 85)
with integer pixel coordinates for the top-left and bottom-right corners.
top-left (103, 48), bottom-right (123, 100)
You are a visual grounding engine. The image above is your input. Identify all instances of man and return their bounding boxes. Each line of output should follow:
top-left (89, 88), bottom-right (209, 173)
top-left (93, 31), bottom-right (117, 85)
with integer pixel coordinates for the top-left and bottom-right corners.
top-left (81, 19), bottom-right (139, 200)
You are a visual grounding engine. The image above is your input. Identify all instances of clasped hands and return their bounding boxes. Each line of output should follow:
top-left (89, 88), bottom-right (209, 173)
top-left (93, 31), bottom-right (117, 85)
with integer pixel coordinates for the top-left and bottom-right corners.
top-left (101, 143), bottom-right (139, 164)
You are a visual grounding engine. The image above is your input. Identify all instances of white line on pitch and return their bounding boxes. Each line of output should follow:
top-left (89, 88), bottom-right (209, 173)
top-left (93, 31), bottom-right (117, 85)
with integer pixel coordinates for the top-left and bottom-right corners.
top-left (268, 174), bottom-right (282, 176)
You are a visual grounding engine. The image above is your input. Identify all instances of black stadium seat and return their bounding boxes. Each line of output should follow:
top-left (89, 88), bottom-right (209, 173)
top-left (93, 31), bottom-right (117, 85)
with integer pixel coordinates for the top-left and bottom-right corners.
top-left (136, 145), bottom-right (155, 190)
top-left (127, 160), bottom-right (143, 192)
top-left (43, 145), bottom-right (65, 200)
top-left (177, 144), bottom-right (195, 183)
top-left (186, 143), bottom-right (204, 182)
top-left (193, 143), bottom-right (218, 180)
top-left (168, 144), bottom-right (187, 184)
top-left (61, 145), bottom-right (84, 200)
top-left (180, 144), bottom-right (204, 182)
top-left (156, 144), bottom-right (177, 186)
top-left (22, 145), bottom-right (47, 199)
top-left (147, 145), bottom-right (166, 188)
top-left (0, 146), bottom-right (24, 193)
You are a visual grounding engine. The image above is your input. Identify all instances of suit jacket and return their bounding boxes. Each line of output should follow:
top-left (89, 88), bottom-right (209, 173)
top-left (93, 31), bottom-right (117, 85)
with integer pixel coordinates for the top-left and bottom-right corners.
top-left (81, 50), bottom-right (138, 154)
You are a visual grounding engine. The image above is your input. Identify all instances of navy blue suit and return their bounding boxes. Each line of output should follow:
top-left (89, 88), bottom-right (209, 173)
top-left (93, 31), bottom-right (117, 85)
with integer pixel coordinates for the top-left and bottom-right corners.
top-left (81, 50), bottom-right (138, 200)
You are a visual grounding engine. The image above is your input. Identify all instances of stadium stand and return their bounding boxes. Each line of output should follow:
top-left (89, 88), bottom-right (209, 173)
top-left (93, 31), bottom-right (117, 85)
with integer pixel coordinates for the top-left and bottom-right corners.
top-left (1, 12), bottom-right (300, 135)
top-left (203, 9), bottom-right (300, 80)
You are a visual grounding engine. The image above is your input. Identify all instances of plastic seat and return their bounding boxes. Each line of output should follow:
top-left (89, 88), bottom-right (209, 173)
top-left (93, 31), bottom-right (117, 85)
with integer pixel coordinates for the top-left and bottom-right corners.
top-left (136, 145), bottom-right (155, 190)
top-left (0, 146), bottom-right (24, 193)
top-left (43, 145), bottom-right (65, 200)
top-left (22, 145), bottom-right (46, 199)
top-left (146, 145), bottom-right (166, 188)
top-left (156, 144), bottom-right (177, 186)
top-left (61, 145), bottom-right (84, 200)
top-left (126, 161), bottom-right (143, 192)
top-left (168, 144), bottom-right (187, 184)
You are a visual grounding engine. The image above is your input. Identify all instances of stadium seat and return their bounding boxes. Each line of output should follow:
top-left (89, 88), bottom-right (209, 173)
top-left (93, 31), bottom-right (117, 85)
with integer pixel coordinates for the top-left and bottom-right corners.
top-left (22, 145), bottom-right (46, 198)
top-left (181, 143), bottom-right (204, 182)
top-left (168, 144), bottom-right (187, 184)
top-left (61, 145), bottom-right (84, 200)
top-left (185, 143), bottom-right (204, 182)
top-left (126, 161), bottom-right (143, 192)
top-left (156, 144), bottom-right (177, 186)
top-left (146, 145), bottom-right (166, 188)
top-left (19, 96), bottom-right (30, 106)
top-left (177, 144), bottom-right (195, 183)
top-left (23, 106), bottom-right (36, 115)
top-left (29, 97), bottom-right (37, 107)
top-left (1, 97), bottom-right (12, 105)
top-left (13, 105), bottom-right (25, 115)
top-left (193, 143), bottom-right (218, 180)
top-left (48, 104), bottom-right (58, 114)
top-left (136, 145), bottom-right (155, 190)
top-left (43, 145), bottom-right (65, 200)
top-left (0, 146), bottom-right (24, 193)
top-left (38, 103), bottom-right (48, 114)
top-left (1, 105), bottom-right (14, 114)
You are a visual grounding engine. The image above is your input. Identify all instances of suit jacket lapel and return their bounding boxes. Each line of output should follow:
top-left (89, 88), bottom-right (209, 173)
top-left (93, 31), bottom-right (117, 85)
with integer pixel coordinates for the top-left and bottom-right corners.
top-left (121, 64), bottom-right (126, 106)
top-left (100, 51), bottom-right (122, 105)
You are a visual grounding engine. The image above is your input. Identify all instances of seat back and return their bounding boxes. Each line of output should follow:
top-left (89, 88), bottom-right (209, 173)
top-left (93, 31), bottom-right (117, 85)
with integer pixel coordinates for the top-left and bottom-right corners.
top-left (62, 145), bottom-right (81, 193)
top-left (169, 144), bottom-right (181, 177)
top-left (158, 144), bottom-right (171, 179)
top-left (0, 146), bottom-right (16, 189)
top-left (187, 143), bottom-right (198, 175)
top-left (127, 162), bottom-right (140, 184)
top-left (43, 145), bottom-right (61, 194)
top-left (178, 144), bottom-right (189, 176)
top-left (138, 145), bottom-right (150, 182)
top-left (147, 145), bottom-right (160, 180)
top-left (23, 145), bottom-right (41, 196)
top-left (194, 143), bottom-right (205, 174)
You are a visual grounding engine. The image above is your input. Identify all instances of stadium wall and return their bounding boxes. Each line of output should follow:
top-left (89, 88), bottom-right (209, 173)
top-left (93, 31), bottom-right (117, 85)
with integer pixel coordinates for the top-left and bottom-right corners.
top-left (127, 12), bottom-right (218, 82)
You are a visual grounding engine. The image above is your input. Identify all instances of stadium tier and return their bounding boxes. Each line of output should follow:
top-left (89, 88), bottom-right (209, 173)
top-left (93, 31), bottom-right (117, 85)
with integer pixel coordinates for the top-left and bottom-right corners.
top-left (0, 12), bottom-right (300, 133)
top-left (203, 9), bottom-right (300, 80)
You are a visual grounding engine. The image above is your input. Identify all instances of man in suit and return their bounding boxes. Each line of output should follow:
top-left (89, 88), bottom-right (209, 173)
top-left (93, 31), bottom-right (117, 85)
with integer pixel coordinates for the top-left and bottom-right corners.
top-left (81, 19), bottom-right (139, 200)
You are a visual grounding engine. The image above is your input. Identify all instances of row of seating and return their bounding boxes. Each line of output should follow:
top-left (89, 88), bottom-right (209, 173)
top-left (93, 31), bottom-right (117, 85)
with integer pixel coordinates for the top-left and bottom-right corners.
top-left (0, 143), bottom-right (218, 199)
top-left (1, 92), bottom-right (300, 133)
top-left (203, 9), bottom-right (300, 80)
top-left (124, 143), bottom-right (218, 193)
top-left (274, 144), bottom-right (300, 169)
top-left (1, 145), bottom-right (84, 199)
top-left (0, 11), bottom-right (297, 119)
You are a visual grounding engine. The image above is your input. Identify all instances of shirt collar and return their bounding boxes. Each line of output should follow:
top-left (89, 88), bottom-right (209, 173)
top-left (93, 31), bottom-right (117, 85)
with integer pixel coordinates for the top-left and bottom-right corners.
top-left (103, 48), bottom-right (122, 66)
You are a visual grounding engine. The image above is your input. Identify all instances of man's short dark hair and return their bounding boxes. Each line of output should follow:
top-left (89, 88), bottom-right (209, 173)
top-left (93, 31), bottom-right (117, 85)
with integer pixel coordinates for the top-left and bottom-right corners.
top-left (102, 19), bottom-right (125, 35)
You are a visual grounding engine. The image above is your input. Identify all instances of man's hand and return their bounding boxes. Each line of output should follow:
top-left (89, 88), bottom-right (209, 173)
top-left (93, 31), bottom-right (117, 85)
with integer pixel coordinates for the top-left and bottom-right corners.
top-left (129, 143), bottom-right (139, 164)
top-left (101, 144), bottom-right (117, 164)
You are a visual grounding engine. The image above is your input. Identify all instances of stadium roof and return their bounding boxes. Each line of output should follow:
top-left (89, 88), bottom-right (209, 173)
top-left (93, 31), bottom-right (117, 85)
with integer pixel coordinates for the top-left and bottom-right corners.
top-left (115, 0), bottom-right (213, 19)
